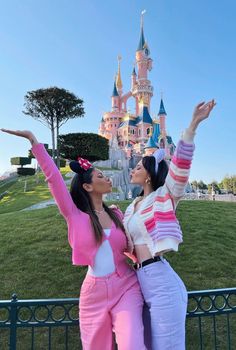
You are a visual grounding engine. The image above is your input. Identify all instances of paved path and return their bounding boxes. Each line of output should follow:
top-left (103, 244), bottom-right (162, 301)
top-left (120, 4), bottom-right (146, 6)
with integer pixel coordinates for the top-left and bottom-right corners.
top-left (21, 177), bottom-right (72, 211)
top-left (21, 199), bottom-right (56, 211)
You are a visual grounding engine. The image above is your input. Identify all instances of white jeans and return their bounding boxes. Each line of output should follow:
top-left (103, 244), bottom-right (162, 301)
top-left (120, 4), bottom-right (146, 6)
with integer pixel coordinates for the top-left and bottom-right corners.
top-left (136, 258), bottom-right (187, 350)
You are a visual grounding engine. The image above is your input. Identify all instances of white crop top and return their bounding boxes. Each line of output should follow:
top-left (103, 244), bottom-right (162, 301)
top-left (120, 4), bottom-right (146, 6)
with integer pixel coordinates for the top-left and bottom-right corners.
top-left (87, 229), bottom-right (115, 277)
top-left (127, 211), bottom-right (146, 245)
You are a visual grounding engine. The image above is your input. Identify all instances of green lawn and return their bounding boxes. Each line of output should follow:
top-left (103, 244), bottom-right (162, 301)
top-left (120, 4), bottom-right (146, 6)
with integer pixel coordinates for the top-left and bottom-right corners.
top-left (1, 200), bottom-right (235, 300)
top-left (0, 176), bottom-right (236, 349)
top-left (0, 167), bottom-right (70, 214)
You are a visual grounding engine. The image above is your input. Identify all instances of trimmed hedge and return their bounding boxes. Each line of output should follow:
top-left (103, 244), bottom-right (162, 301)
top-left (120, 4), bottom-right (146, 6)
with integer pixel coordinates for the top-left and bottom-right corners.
top-left (17, 168), bottom-right (36, 176)
top-left (11, 157), bottom-right (31, 166)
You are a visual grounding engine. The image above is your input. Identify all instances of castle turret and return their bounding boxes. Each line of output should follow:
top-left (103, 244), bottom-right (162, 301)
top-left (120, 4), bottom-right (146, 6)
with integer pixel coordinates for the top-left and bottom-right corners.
top-left (131, 66), bottom-right (137, 90)
top-left (152, 119), bottom-right (161, 145)
top-left (132, 11), bottom-right (153, 112)
top-left (137, 15), bottom-right (145, 52)
top-left (116, 56), bottom-right (123, 96)
top-left (99, 116), bottom-right (106, 136)
top-left (158, 98), bottom-right (167, 136)
top-left (111, 79), bottom-right (119, 112)
top-left (136, 12), bottom-right (153, 80)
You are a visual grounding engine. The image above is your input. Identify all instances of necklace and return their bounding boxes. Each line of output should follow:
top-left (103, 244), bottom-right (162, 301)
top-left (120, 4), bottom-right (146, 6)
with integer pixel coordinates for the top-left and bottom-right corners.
top-left (138, 194), bottom-right (148, 202)
top-left (94, 208), bottom-right (105, 215)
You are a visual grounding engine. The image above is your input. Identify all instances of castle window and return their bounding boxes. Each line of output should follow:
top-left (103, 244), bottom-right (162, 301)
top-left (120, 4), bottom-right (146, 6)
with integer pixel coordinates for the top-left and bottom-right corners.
top-left (115, 124), bottom-right (116, 127)
top-left (138, 129), bottom-right (141, 136)
top-left (147, 128), bottom-right (150, 135)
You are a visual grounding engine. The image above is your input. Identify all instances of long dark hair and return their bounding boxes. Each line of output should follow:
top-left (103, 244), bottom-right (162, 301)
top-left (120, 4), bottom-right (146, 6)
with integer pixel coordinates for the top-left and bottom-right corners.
top-left (69, 161), bottom-right (125, 243)
top-left (139, 156), bottom-right (169, 195)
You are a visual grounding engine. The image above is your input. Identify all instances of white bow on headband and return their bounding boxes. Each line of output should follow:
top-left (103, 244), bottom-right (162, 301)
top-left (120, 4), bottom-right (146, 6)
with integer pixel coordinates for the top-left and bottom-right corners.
top-left (153, 148), bottom-right (165, 173)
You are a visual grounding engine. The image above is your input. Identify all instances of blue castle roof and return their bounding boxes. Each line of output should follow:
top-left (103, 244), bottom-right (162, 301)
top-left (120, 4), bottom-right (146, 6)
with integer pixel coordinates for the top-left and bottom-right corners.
top-left (137, 26), bottom-right (145, 51)
top-left (112, 80), bottom-right (119, 97)
top-left (118, 119), bottom-right (137, 128)
top-left (145, 136), bottom-right (157, 149)
top-left (158, 99), bottom-right (167, 115)
top-left (137, 106), bottom-right (153, 124)
top-left (152, 122), bottom-right (160, 144)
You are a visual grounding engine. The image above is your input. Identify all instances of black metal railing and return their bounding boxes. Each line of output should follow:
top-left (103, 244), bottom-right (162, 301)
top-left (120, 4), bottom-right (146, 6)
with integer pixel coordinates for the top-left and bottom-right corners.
top-left (1, 288), bottom-right (236, 349)
top-left (186, 288), bottom-right (236, 349)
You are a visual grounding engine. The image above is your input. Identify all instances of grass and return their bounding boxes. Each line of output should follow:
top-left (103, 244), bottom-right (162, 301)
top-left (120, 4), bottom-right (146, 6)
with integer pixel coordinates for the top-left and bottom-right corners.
top-left (2, 200), bottom-right (235, 299)
top-left (0, 176), bottom-right (236, 349)
top-left (0, 206), bottom-right (85, 300)
top-left (95, 166), bottom-right (120, 170)
top-left (0, 167), bottom-right (70, 214)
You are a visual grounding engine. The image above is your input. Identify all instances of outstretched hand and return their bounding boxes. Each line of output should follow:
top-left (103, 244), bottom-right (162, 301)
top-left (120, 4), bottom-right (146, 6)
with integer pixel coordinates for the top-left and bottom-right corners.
top-left (190, 100), bottom-right (216, 131)
top-left (1, 128), bottom-right (32, 139)
top-left (1, 129), bottom-right (38, 145)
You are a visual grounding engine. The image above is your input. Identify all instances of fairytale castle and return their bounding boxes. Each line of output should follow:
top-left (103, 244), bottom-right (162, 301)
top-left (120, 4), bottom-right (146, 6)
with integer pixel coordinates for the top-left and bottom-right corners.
top-left (98, 13), bottom-right (175, 160)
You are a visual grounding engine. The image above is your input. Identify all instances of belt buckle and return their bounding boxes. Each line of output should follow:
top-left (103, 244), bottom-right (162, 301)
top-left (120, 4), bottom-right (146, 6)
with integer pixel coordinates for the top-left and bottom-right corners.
top-left (137, 262), bottom-right (142, 270)
top-left (133, 262), bottom-right (142, 270)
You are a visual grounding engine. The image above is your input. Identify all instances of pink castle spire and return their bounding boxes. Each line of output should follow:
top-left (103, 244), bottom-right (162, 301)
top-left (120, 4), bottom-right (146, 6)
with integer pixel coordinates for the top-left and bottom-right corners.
top-left (132, 10), bottom-right (153, 112)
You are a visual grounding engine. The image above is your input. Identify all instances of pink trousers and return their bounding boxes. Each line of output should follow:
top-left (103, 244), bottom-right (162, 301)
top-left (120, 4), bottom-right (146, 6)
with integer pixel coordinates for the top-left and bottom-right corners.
top-left (79, 268), bottom-right (146, 350)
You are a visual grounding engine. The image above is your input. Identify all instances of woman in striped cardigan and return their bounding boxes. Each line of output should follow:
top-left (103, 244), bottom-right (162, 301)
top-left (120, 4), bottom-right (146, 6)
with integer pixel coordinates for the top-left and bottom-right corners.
top-left (123, 100), bottom-right (216, 350)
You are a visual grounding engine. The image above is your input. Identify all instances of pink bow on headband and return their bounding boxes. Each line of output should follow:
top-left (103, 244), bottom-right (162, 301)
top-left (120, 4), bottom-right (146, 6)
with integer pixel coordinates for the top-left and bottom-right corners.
top-left (153, 148), bottom-right (165, 173)
top-left (77, 157), bottom-right (93, 171)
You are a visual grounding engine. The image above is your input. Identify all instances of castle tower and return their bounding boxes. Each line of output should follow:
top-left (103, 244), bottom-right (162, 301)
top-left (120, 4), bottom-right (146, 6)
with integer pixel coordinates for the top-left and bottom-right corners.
top-left (116, 56), bottom-right (123, 96)
top-left (144, 127), bottom-right (158, 156)
top-left (131, 66), bottom-right (137, 90)
top-left (132, 11), bottom-right (153, 113)
top-left (111, 79), bottom-right (120, 112)
top-left (152, 119), bottom-right (161, 145)
top-left (158, 98), bottom-right (167, 137)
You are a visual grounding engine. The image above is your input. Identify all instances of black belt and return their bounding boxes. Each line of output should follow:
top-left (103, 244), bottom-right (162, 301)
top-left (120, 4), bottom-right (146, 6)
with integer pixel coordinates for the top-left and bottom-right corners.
top-left (133, 255), bottom-right (161, 270)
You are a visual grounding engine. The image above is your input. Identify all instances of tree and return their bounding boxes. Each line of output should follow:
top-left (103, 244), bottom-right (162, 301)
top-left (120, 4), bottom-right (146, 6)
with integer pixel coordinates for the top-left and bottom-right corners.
top-left (191, 180), bottom-right (198, 191)
top-left (207, 181), bottom-right (220, 194)
top-left (23, 87), bottom-right (84, 168)
top-left (58, 133), bottom-right (109, 161)
top-left (222, 175), bottom-right (236, 194)
top-left (198, 180), bottom-right (207, 190)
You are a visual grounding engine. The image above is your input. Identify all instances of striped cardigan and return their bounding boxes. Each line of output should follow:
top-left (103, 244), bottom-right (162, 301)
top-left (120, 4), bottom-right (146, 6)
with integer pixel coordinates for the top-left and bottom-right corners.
top-left (123, 138), bottom-right (195, 257)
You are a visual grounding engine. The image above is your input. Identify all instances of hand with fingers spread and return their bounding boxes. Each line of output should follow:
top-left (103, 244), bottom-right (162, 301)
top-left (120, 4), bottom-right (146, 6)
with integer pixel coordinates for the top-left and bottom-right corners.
top-left (189, 99), bottom-right (216, 132)
top-left (1, 128), bottom-right (38, 145)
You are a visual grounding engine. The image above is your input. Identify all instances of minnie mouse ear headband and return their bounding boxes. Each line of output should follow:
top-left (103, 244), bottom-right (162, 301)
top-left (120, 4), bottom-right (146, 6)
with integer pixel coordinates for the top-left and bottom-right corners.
top-left (153, 148), bottom-right (165, 173)
top-left (69, 157), bottom-right (93, 174)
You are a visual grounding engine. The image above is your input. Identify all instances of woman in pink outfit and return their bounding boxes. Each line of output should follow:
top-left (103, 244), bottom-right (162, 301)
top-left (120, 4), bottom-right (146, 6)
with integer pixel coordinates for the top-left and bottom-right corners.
top-left (123, 100), bottom-right (216, 350)
top-left (1, 129), bottom-right (146, 350)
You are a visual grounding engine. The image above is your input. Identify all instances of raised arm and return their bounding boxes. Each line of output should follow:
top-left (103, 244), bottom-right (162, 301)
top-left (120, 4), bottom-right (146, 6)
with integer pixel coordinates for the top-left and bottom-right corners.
top-left (1, 129), bottom-right (76, 218)
top-left (165, 100), bottom-right (216, 202)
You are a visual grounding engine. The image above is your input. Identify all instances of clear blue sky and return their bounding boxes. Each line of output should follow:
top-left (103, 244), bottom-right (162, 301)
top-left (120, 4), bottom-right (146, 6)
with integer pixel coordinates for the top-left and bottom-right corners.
top-left (0, 0), bottom-right (235, 183)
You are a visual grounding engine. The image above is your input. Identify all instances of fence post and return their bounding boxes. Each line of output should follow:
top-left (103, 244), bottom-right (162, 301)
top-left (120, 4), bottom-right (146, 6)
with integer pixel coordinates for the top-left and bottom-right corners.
top-left (10, 293), bottom-right (17, 350)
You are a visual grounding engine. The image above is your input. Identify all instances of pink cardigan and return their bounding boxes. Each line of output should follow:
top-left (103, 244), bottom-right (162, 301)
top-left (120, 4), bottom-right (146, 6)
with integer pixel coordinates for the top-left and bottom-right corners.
top-left (32, 143), bottom-right (130, 276)
top-left (124, 138), bottom-right (195, 256)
